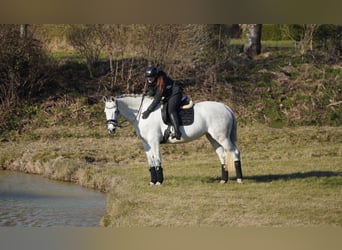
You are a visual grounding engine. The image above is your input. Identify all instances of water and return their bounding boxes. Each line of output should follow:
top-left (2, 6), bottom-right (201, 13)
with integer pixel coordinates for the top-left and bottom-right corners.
top-left (0, 171), bottom-right (106, 227)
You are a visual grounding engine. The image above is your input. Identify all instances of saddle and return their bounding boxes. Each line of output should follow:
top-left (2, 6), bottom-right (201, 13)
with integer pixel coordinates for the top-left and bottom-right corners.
top-left (161, 96), bottom-right (194, 143)
top-left (161, 96), bottom-right (194, 126)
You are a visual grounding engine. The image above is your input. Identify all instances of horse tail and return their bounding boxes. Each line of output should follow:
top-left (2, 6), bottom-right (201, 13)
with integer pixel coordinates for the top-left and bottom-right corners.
top-left (225, 105), bottom-right (237, 173)
top-left (230, 108), bottom-right (238, 146)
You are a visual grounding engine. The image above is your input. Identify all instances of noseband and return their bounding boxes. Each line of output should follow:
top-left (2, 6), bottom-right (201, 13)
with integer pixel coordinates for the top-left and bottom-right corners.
top-left (105, 101), bottom-right (120, 130)
top-left (106, 119), bottom-right (119, 127)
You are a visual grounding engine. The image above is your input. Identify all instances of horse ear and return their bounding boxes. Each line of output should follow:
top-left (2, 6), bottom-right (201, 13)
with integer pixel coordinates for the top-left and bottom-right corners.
top-left (110, 96), bottom-right (115, 102)
top-left (102, 96), bottom-right (107, 103)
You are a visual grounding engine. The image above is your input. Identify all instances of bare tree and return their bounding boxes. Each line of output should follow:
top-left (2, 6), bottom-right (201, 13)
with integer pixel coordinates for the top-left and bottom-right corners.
top-left (297, 24), bottom-right (320, 56)
top-left (98, 24), bottom-right (235, 90)
top-left (134, 24), bottom-right (221, 76)
top-left (281, 24), bottom-right (320, 56)
top-left (102, 25), bottom-right (132, 89)
top-left (66, 24), bottom-right (104, 78)
top-left (135, 24), bottom-right (183, 70)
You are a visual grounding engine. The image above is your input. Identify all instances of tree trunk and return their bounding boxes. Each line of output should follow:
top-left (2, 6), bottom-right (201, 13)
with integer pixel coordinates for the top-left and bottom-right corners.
top-left (298, 24), bottom-right (319, 56)
top-left (245, 24), bottom-right (262, 58)
top-left (109, 51), bottom-right (114, 88)
top-left (20, 24), bottom-right (28, 39)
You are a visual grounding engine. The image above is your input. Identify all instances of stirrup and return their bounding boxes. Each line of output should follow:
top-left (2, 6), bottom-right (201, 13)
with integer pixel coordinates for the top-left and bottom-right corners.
top-left (171, 132), bottom-right (181, 140)
top-left (163, 126), bottom-right (171, 142)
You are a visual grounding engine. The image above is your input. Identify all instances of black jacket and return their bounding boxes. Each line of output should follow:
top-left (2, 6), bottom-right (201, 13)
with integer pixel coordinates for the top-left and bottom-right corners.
top-left (145, 72), bottom-right (182, 113)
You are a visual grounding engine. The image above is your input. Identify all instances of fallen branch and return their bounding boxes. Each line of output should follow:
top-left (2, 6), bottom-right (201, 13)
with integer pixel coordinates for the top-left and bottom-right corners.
top-left (327, 101), bottom-right (342, 107)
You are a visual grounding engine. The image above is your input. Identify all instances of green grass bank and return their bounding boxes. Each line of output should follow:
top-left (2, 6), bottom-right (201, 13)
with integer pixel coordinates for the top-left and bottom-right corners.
top-left (1, 124), bottom-right (341, 226)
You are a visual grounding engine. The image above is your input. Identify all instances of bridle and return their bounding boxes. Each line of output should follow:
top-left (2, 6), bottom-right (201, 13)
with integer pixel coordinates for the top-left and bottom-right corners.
top-left (105, 101), bottom-right (120, 132)
top-left (106, 118), bottom-right (119, 128)
top-left (105, 95), bottom-right (145, 132)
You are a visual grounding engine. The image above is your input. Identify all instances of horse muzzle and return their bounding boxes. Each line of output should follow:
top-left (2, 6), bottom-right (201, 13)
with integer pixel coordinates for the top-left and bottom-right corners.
top-left (107, 124), bottom-right (116, 134)
top-left (107, 120), bottom-right (118, 134)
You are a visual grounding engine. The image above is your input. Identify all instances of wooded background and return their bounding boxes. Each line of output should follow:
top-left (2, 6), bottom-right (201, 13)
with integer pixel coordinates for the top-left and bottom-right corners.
top-left (1, 24), bottom-right (341, 133)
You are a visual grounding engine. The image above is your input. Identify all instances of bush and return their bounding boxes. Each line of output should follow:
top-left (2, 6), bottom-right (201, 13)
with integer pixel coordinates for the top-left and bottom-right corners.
top-left (0, 25), bottom-right (53, 132)
top-left (66, 25), bottom-right (104, 78)
top-left (262, 24), bottom-right (286, 41)
top-left (315, 25), bottom-right (342, 56)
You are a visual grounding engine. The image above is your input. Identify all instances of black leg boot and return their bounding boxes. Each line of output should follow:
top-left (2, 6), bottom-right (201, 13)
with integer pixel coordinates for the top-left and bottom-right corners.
top-left (149, 167), bottom-right (157, 185)
top-left (234, 161), bottom-right (243, 183)
top-left (169, 113), bottom-right (182, 140)
top-left (156, 166), bottom-right (164, 185)
top-left (221, 164), bottom-right (228, 183)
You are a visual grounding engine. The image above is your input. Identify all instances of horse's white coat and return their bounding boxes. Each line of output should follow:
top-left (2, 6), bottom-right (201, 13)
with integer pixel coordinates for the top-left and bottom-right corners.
top-left (104, 94), bottom-right (241, 178)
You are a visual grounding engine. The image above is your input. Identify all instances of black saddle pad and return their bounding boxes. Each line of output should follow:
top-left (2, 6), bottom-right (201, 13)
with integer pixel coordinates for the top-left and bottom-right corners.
top-left (178, 108), bottom-right (194, 126)
top-left (161, 105), bottom-right (194, 126)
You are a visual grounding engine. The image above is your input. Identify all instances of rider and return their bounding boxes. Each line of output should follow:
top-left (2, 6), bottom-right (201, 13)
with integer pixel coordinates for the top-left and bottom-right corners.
top-left (142, 66), bottom-right (183, 140)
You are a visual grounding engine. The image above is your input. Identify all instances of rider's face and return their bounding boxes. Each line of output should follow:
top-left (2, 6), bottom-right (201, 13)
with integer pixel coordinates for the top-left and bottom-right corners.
top-left (146, 76), bottom-right (155, 84)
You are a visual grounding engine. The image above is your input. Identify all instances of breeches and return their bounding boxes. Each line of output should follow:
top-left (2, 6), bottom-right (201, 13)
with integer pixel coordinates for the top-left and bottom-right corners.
top-left (167, 92), bottom-right (182, 115)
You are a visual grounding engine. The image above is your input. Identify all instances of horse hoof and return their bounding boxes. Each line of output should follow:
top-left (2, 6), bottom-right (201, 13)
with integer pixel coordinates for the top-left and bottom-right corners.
top-left (237, 178), bottom-right (243, 184)
top-left (220, 180), bottom-right (227, 184)
top-left (149, 182), bottom-right (162, 186)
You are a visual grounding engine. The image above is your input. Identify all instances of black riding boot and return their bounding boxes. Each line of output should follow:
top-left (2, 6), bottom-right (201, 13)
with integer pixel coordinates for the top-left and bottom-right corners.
top-left (169, 113), bottom-right (182, 140)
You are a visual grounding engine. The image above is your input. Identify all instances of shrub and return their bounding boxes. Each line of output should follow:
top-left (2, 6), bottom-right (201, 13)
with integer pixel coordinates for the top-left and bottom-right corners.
top-left (66, 25), bottom-right (104, 78)
top-left (0, 25), bottom-right (53, 132)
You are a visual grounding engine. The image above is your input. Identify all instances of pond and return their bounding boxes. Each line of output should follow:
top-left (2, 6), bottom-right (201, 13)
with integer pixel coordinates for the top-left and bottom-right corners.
top-left (0, 171), bottom-right (106, 227)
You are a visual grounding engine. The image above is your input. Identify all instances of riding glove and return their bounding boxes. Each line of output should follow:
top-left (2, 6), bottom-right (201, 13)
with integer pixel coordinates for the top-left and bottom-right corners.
top-left (142, 110), bottom-right (150, 119)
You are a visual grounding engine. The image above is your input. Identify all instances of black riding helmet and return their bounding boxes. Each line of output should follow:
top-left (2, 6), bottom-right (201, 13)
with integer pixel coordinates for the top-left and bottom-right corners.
top-left (145, 66), bottom-right (160, 78)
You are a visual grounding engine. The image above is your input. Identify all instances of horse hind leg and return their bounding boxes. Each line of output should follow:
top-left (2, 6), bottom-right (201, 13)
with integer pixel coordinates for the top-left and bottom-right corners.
top-left (225, 149), bottom-right (243, 184)
top-left (229, 117), bottom-right (243, 183)
top-left (206, 134), bottom-right (229, 183)
top-left (207, 134), bottom-right (243, 184)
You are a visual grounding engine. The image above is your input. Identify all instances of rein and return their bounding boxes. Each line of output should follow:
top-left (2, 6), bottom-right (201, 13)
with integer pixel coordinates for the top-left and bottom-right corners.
top-left (136, 94), bottom-right (145, 122)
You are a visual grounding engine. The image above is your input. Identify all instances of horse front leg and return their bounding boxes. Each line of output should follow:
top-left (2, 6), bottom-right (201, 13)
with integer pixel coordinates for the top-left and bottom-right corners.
top-left (143, 143), bottom-right (157, 185)
top-left (151, 140), bottom-right (163, 185)
top-left (143, 141), bottom-right (163, 186)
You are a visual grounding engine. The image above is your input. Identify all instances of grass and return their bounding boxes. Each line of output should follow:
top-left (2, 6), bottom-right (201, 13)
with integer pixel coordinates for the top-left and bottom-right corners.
top-left (101, 125), bottom-right (341, 227)
top-left (230, 39), bottom-right (295, 48)
top-left (1, 123), bottom-right (341, 227)
top-left (104, 125), bottom-right (342, 227)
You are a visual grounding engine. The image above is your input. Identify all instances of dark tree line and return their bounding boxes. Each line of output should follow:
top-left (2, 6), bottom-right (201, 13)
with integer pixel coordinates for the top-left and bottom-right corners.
top-left (1, 24), bottom-right (341, 131)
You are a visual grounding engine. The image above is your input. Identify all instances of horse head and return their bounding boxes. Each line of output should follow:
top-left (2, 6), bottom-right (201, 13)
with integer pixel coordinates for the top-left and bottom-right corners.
top-left (103, 96), bottom-right (120, 134)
